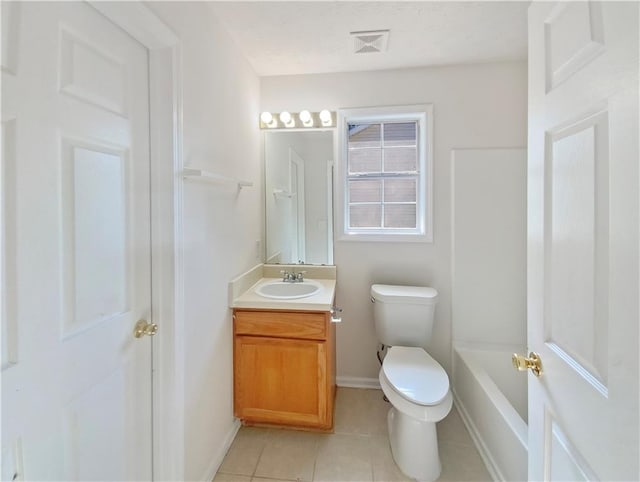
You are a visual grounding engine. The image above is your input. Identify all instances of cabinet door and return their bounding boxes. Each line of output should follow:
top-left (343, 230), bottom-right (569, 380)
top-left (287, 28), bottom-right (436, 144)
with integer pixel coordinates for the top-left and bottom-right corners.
top-left (234, 335), bottom-right (330, 428)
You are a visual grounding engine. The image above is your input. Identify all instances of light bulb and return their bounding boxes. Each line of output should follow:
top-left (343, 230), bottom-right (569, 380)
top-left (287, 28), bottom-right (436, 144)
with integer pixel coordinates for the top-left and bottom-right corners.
top-left (260, 111), bottom-right (272, 123)
top-left (260, 111), bottom-right (276, 128)
top-left (299, 110), bottom-right (313, 127)
top-left (319, 109), bottom-right (332, 126)
top-left (279, 111), bottom-right (294, 127)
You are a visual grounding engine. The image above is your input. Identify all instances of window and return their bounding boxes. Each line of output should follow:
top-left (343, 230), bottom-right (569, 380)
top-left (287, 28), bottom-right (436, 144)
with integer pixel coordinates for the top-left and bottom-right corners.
top-left (337, 105), bottom-right (433, 242)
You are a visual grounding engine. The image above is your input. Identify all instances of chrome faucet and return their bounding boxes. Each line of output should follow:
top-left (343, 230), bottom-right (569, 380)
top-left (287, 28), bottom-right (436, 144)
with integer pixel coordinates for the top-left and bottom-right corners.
top-left (280, 270), bottom-right (306, 283)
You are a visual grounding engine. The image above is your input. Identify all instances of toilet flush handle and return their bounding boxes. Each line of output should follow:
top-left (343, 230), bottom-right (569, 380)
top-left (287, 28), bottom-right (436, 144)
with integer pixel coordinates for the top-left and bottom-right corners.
top-left (331, 306), bottom-right (343, 323)
top-left (370, 296), bottom-right (376, 303)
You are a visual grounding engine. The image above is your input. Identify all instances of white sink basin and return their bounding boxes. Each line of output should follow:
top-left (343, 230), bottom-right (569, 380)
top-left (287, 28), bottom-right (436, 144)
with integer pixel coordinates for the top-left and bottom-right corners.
top-left (256, 280), bottom-right (321, 300)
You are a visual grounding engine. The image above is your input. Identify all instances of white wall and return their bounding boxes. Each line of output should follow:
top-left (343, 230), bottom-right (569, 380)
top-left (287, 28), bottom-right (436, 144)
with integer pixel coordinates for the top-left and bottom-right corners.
top-left (262, 62), bottom-right (527, 381)
top-left (146, 3), bottom-right (262, 480)
top-left (451, 148), bottom-right (527, 348)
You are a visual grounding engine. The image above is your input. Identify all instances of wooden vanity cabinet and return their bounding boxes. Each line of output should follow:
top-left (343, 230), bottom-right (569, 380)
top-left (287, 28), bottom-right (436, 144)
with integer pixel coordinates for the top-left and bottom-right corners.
top-left (233, 309), bottom-right (336, 431)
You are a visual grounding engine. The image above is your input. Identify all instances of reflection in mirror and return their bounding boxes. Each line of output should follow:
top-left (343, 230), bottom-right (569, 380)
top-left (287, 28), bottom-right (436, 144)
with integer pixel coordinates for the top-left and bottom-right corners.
top-left (265, 131), bottom-right (334, 265)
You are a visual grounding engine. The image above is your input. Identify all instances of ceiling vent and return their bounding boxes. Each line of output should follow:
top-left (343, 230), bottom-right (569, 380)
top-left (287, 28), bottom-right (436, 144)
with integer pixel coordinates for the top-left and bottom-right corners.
top-left (350, 30), bottom-right (389, 54)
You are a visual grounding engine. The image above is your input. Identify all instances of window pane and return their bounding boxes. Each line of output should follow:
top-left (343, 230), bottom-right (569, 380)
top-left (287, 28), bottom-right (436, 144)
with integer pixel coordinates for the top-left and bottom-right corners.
top-left (384, 204), bottom-right (416, 228)
top-left (350, 204), bottom-right (381, 228)
top-left (384, 178), bottom-right (416, 203)
top-left (348, 123), bottom-right (381, 148)
top-left (384, 122), bottom-right (416, 147)
top-left (384, 147), bottom-right (417, 172)
top-left (349, 179), bottom-right (382, 203)
top-left (349, 148), bottom-right (381, 173)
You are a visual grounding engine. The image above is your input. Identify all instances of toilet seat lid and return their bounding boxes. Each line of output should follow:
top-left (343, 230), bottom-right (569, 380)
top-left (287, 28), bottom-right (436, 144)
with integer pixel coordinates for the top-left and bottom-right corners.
top-left (382, 346), bottom-right (450, 406)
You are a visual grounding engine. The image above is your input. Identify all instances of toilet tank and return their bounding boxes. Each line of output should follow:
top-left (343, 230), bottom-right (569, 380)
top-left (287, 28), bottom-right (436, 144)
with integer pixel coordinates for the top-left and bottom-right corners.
top-left (371, 284), bottom-right (438, 347)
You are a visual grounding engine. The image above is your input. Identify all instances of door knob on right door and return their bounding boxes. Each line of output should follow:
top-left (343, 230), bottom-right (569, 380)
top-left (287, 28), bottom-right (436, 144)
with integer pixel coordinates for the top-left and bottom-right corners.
top-left (512, 351), bottom-right (543, 377)
top-left (134, 320), bottom-right (158, 338)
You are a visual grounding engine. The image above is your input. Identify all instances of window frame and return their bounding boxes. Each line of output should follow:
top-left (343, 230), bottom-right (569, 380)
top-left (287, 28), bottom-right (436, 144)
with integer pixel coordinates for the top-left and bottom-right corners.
top-left (337, 104), bottom-right (433, 242)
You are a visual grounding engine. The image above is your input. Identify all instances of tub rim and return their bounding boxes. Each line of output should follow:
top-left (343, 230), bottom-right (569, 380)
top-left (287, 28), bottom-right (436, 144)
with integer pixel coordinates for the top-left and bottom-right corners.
top-left (453, 343), bottom-right (528, 448)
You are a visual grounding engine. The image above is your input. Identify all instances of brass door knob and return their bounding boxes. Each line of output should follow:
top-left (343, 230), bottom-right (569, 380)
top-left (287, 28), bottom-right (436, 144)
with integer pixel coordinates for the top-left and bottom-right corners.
top-left (134, 319), bottom-right (158, 338)
top-left (512, 351), bottom-right (543, 377)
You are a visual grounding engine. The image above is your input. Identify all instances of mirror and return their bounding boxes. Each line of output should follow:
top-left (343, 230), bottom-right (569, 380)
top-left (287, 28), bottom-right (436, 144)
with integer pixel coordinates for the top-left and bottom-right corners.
top-left (265, 130), bottom-right (334, 265)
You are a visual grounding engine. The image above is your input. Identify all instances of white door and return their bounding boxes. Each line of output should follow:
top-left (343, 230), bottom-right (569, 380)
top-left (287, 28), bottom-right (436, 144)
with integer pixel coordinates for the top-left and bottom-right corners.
top-left (528, 2), bottom-right (638, 480)
top-left (289, 148), bottom-right (306, 263)
top-left (2, 2), bottom-right (153, 480)
top-left (326, 160), bottom-right (334, 265)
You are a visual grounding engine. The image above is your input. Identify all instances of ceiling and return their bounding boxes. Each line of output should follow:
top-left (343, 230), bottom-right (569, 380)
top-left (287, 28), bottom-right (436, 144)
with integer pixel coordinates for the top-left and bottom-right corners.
top-left (208, 1), bottom-right (529, 77)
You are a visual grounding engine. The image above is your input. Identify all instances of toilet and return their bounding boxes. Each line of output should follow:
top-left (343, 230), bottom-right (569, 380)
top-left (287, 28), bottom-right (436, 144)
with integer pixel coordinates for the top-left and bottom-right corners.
top-left (371, 284), bottom-right (452, 482)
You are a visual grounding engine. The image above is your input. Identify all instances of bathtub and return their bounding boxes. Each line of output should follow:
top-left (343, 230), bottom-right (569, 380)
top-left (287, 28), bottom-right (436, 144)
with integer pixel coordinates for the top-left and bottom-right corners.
top-left (452, 344), bottom-right (528, 482)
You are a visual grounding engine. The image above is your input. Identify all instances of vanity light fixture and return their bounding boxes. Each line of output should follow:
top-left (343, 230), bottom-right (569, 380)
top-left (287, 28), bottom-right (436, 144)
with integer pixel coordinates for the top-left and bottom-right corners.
top-left (258, 110), bottom-right (336, 129)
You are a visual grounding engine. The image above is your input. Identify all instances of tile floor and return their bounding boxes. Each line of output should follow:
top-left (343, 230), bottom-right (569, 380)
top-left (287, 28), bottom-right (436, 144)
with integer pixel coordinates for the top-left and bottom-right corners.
top-left (214, 387), bottom-right (492, 482)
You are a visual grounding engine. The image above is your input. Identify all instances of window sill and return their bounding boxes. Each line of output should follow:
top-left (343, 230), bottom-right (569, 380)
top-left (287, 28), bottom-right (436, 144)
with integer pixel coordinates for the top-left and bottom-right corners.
top-left (337, 232), bottom-right (433, 243)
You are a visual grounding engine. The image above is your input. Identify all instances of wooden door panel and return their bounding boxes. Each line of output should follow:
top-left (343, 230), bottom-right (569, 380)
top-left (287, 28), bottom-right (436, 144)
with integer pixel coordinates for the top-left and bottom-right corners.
top-left (543, 2), bottom-right (604, 92)
top-left (59, 28), bottom-right (128, 116)
top-left (1, 1), bottom-right (20, 75)
top-left (544, 414), bottom-right (595, 481)
top-left (1, 1), bottom-right (19, 372)
top-left (545, 110), bottom-right (609, 389)
top-left (1, 118), bottom-right (18, 369)
top-left (61, 140), bottom-right (130, 336)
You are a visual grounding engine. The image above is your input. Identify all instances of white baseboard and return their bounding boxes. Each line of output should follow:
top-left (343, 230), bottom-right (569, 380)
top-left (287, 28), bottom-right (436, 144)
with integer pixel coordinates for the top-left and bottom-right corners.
top-left (336, 376), bottom-right (381, 389)
top-left (452, 390), bottom-right (503, 482)
top-left (200, 418), bottom-right (241, 482)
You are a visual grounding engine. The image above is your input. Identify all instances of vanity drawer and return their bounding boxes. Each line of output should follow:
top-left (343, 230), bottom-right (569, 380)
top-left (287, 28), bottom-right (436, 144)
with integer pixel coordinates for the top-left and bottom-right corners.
top-left (234, 310), bottom-right (327, 340)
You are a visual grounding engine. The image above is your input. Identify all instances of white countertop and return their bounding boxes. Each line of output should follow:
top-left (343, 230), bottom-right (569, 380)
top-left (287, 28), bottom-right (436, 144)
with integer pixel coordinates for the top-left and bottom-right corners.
top-left (231, 277), bottom-right (336, 311)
